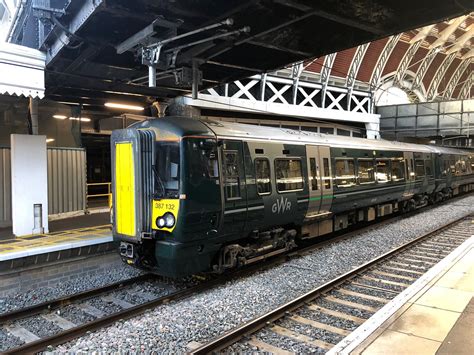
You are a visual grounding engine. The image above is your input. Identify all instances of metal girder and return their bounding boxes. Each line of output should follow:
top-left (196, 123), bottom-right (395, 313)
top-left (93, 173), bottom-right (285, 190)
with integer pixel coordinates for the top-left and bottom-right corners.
top-left (409, 24), bottom-right (435, 44)
top-left (45, 0), bottom-right (104, 65)
top-left (411, 49), bottom-right (439, 91)
top-left (430, 15), bottom-right (468, 49)
top-left (370, 34), bottom-right (402, 90)
top-left (446, 24), bottom-right (474, 54)
top-left (291, 61), bottom-right (304, 104)
top-left (346, 43), bottom-right (369, 109)
top-left (459, 70), bottom-right (473, 99)
top-left (444, 59), bottom-right (471, 99)
top-left (272, 0), bottom-right (384, 35)
top-left (393, 40), bottom-right (422, 86)
top-left (346, 43), bottom-right (369, 88)
top-left (426, 52), bottom-right (457, 101)
top-left (320, 53), bottom-right (336, 108)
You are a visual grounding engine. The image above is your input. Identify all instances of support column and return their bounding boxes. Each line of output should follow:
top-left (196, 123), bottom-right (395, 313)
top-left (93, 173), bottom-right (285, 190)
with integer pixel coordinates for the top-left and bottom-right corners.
top-left (11, 134), bottom-right (49, 236)
top-left (29, 97), bottom-right (39, 135)
top-left (365, 122), bottom-right (380, 139)
top-left (167, 96), bottom-right (201, 118)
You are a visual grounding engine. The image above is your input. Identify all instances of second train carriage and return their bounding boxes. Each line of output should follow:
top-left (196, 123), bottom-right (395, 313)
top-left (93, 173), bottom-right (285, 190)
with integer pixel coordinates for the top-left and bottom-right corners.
top-left (111, 117), bottom-right (474, 277)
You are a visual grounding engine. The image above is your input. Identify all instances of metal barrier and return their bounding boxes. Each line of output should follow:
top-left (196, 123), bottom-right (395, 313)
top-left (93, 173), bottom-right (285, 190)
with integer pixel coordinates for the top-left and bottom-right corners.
top-left (86, 182), bottom-right (112, 209)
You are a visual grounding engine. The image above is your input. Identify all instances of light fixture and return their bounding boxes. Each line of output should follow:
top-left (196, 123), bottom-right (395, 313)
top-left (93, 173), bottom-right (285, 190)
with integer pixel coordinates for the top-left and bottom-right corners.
top-left (69, 117), bottom-right (91, 122)
top-left (46, 138), bottom-right (55, 143)
top-left (105, 102), bottom-right (144, 111)
top-left (53, 115), bottom-right (67, 119)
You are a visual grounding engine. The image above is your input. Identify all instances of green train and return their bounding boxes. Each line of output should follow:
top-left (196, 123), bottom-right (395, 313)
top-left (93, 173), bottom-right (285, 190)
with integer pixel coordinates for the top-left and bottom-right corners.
top-left (111, 117), bottom-right (474, 277)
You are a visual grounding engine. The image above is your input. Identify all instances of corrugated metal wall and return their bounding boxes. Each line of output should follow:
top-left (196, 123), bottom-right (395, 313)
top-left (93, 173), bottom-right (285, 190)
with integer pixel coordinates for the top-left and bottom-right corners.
top-left (0, 148), bottom-right (12, 227)
top-left (47, 148), bottom-right (86, 215)
top-left (0, 147), bottom-right (86, 227)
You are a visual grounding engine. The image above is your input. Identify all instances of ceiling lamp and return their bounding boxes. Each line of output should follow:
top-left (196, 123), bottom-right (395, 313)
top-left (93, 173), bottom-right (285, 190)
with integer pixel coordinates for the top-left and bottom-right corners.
top-left (53, 115), bottom-right (67, 119)
top-left (46, 138), bottom-right (55, 143)
top-left (69, 117), bottom-right (91, 122)
top-left (105, 102), bottom-right (144, 111)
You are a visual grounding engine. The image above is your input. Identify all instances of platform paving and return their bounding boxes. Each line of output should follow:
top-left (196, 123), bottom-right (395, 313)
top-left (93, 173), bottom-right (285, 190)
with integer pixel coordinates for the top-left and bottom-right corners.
top-left (357, 244), bottom-right (474, 355)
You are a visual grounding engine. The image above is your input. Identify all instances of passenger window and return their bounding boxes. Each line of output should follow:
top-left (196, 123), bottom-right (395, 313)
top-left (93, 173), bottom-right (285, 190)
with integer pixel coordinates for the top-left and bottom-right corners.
top-left (415, 160), bottom-right (425, 178)
top-left (255, 159), bottom-right (271, 195)
top-left (391, 159), bottom-right (405, 181)
top-left (275, 159), bottom-right (304, 192)
top-left (224, 150), bottom-right (241, 199)
top-left (425, 160), bottom-right (433, 176)
top-left (376, 159), bottom-right (391, 183)
top-left (323, 158), bottom-right (331, 189)
top-left (335, 159), bottom-right (356, 187)
top-left (358, 159), bottom-right (375, 184)
top-left (309, 158), bottom-right (318, 190)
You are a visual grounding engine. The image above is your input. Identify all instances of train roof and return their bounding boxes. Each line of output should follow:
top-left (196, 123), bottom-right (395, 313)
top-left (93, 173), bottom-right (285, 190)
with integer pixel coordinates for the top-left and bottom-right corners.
top-left (132, 117), bottom-right (471, 156)
top-left (202, 119), bottom-right (471, 156)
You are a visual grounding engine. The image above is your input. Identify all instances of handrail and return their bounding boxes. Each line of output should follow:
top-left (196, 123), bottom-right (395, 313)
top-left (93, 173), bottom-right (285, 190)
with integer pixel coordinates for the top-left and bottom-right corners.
top-left (86, 182), bottom-right (112, 209)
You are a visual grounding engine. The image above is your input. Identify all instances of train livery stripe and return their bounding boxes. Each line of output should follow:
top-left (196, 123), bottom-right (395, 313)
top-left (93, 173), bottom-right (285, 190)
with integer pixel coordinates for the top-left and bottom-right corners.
top-left (115, 142), bottom-right (136, 237)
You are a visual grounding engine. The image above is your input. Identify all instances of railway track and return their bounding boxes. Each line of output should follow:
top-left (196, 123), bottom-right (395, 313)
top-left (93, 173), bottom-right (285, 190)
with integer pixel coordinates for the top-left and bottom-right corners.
top-left (0, 197), bottom-right (471, 354)
top-left (190, 215), bottom-right (474, 354)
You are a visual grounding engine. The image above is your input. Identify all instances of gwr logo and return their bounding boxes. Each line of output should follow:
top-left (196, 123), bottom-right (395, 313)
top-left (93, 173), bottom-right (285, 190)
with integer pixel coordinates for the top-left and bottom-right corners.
top-left (272, 196), bottom-right (291, 214)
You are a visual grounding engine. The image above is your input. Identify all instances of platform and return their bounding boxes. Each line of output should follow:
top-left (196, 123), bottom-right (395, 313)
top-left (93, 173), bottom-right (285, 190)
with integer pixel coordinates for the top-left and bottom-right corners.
top-left (332, 234), bottom-right (474, 355)
top-left (0, 213), bottom-right (114, 272)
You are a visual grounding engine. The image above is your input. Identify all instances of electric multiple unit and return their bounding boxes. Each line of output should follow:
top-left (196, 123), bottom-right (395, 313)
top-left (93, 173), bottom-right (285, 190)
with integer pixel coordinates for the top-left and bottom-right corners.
top-left (111, 117), bottom-right (474, 277)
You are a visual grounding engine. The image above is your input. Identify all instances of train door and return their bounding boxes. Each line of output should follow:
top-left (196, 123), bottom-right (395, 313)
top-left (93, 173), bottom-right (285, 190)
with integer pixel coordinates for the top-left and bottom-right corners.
top-left (220, 140), bottom-right (247, 237)
top-left (305, 145), bottom-right (333, 218)
top-left (403, 151), bottom-right (415, 197)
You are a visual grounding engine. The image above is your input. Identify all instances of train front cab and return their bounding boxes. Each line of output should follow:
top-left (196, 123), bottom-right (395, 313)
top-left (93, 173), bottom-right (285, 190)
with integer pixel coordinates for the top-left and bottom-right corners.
top-left (111, 121), bottom-right (225, 277)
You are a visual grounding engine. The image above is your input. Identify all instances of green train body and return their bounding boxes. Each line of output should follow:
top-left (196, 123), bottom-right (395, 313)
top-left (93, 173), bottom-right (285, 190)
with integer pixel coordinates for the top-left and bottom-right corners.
top-left (111, 117), bottom-right (474, 277)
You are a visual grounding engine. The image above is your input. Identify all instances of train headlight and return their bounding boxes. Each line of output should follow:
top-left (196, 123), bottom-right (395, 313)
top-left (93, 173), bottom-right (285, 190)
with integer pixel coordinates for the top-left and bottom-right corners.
top-left (164, 212), bottom-right (175, 228)
top-left (157, 217), bottom-right (166, 228)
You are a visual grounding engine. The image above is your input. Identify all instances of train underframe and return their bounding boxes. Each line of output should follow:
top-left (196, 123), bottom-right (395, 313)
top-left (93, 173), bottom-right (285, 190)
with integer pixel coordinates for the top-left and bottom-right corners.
top-left (121, 182), bottom-right (474, 277)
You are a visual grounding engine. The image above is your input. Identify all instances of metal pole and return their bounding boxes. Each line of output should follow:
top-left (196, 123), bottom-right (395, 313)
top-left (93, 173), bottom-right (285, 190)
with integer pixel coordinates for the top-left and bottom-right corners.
top-left (29, 97), bottom-right (39, 135)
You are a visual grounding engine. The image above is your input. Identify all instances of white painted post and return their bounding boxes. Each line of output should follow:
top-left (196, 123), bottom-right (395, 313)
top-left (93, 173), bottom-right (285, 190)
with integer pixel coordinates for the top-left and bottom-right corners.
top-left (11, 134), bottom-right (49, 236)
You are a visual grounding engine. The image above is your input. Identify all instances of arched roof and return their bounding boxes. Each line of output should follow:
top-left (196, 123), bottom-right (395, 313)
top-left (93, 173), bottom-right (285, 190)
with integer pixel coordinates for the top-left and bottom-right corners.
top-left (304, 13), bottom-right (473, 102)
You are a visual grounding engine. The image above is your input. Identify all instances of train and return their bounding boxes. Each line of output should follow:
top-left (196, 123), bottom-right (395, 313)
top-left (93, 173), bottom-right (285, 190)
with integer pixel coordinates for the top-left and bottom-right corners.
top-left (111, 117), bottom-right (474, 277)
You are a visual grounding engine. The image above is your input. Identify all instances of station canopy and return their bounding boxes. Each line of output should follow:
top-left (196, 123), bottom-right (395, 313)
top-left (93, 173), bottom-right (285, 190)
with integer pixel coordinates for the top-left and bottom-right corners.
top-left (9, 0), bottom-right (473, 109)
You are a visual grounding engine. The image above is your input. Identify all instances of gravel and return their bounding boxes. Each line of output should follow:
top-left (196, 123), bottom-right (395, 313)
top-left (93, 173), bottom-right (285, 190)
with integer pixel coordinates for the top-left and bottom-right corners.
top-left (50, 195), bottom-right (474, 353)
top-left (59, 305), bottom-right (96, 324)
top-left (0, 328), bottom-right (24, 352)
top-left (297, 306), bottom-right (359, 331)
top-left (354, 277), bottom-right (406, 293)
top-left (278, 317), bottom-right (343, 344)
top-left (330, 290), bottom-right (386, 308)
top-left (85, 298), bottom-right (123, 314)
top-left (18, 316), bottom-right (63, 338)
top-left (343, 284), bottom-right (395, 300)
top-left (0, 261), bottom-right (143, 315)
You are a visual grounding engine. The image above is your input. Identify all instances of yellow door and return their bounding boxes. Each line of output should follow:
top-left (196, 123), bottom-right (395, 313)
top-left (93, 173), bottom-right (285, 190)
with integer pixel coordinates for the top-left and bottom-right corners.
top-left (115, 142), bottom-right (136, 236)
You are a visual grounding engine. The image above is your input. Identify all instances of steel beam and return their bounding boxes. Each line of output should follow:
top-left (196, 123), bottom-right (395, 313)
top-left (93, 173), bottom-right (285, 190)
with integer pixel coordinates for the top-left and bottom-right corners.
top-left (45, 0), bottom-right (104, 66)
top-left (444, 59), bottom-right (472, 99)
top-left (370, 34), bottom-right (402, 90)
top-left (426, 52), bottom-right (457, 101)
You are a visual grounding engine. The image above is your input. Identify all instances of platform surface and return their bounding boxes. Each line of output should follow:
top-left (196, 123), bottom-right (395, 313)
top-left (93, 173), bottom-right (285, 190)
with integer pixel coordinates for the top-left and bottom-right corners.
top-left (0, 213), bottom-right (112, 262)
top-left (357, 243), bottom-right (474, 355)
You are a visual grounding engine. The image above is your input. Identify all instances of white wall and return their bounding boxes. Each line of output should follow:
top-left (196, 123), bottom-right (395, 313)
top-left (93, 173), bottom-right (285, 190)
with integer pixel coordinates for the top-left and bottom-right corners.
top-left (11, 134), bottom-right (49, 236)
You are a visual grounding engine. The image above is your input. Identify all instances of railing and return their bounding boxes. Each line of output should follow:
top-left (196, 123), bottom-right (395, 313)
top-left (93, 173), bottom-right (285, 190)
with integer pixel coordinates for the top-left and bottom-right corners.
top-left (86, 182), bottom-right (112, 209)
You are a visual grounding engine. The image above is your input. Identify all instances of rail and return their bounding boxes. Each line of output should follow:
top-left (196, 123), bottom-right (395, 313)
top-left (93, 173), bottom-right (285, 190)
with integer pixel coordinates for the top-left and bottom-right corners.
top-left (86, 182), bottom-right (112, 209)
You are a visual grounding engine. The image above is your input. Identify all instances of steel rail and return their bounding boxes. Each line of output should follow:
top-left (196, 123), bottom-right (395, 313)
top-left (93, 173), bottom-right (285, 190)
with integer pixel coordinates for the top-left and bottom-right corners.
top-left (0, 274), bottom-right (154, 324)
top-left (1, 193), bottom-right (472, 354)
top-left (190, 215), bottom-right (472, 354)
